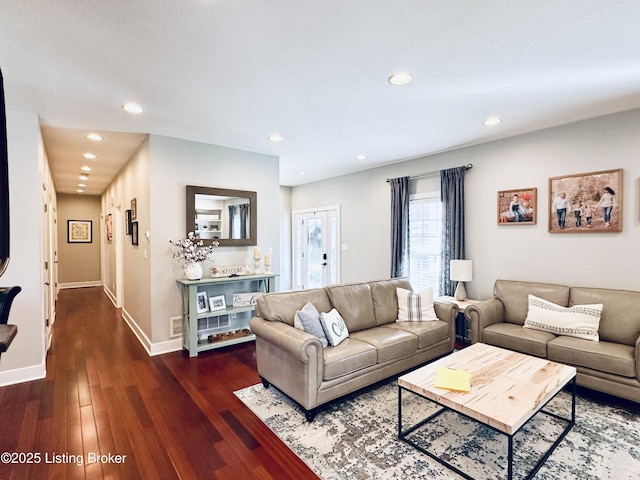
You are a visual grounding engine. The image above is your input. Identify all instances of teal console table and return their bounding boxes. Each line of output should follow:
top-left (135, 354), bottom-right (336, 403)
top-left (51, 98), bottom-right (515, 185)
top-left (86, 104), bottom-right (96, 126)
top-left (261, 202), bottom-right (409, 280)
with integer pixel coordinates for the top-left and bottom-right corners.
top-left (177, 274), bottom-right (277, 357)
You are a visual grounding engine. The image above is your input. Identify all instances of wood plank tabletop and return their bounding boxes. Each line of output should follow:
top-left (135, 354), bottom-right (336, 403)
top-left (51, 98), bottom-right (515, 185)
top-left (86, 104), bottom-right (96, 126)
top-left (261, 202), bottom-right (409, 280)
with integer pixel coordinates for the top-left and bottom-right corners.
top-left (398, 343), bottom-right (576, 435)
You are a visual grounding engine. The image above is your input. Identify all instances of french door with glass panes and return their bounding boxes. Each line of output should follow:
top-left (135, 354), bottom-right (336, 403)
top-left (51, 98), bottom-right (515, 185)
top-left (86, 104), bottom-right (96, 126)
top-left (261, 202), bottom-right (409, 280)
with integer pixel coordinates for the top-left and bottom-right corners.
top-left (292, 206), bottom-right (340, 290)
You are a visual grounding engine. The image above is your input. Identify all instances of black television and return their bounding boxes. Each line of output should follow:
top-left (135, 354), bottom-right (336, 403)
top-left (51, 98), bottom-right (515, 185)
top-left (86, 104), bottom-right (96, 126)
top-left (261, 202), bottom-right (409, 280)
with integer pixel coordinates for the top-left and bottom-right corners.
top-left (0, 68), bottom-right (9, 276)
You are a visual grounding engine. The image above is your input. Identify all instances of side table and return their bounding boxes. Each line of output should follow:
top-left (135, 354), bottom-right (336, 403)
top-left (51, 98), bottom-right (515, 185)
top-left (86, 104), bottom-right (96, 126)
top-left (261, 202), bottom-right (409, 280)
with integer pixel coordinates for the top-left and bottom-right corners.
top-left (435, 295), bottom-right (483, 345)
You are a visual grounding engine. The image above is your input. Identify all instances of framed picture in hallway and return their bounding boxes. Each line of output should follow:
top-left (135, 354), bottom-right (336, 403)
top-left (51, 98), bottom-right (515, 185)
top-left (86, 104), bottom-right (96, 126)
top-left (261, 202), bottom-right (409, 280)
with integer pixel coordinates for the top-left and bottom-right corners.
top-left (125, 209), bottom-right (132, 234)
top-left (131, 221), bottom-right (139, 245)
top-left (497, 188), bottom-right (537, 225)
top-left (549, 169), bottom-right (623, 233)
top-left (67, 220), bottom-right (92, 243)
top-left (131, 198), bottom-right (137, 220)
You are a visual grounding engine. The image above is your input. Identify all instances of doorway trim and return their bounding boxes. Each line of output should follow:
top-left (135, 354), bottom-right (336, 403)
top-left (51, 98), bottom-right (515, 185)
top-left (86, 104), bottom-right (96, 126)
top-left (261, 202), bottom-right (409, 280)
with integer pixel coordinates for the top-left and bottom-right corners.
top-left (292, 205), bottom-right (340, 290)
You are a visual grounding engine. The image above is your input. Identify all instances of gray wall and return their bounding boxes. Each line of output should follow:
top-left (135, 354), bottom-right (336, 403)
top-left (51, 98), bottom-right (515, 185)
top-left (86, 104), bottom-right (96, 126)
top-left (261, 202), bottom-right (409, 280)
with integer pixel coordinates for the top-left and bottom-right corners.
top-left (291, 109), bottom-right (640, 299)
top-left (102, 137), bottom-right (151, 337)
top-left (0, 108), bottom-right (46, 382)
top-left (102, 134), bottom-right (280, 351)
top-left (57, 193), bottom-right (101, 286)
top-left (149, 135), bottom-right (280, 345)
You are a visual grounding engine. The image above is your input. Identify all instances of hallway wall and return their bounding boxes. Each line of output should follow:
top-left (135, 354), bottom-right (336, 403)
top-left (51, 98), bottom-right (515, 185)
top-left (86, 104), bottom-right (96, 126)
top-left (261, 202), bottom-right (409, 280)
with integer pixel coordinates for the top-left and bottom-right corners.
top-left (57, 193), bottom-right (101, 287)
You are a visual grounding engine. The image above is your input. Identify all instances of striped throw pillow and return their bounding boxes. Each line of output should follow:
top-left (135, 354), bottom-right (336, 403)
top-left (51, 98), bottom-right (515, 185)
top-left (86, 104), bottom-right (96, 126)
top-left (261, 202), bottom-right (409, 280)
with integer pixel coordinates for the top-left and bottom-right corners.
top-left (396, 287), bottom-right (438, 322)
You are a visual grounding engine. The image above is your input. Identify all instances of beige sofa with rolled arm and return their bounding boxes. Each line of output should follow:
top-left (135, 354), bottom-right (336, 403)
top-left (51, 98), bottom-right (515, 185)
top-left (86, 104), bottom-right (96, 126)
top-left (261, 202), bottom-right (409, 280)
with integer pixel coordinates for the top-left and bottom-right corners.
top-left (465, 279), bottom-right (640, 403)
top-left (250, 278), bottom-right (457, 420)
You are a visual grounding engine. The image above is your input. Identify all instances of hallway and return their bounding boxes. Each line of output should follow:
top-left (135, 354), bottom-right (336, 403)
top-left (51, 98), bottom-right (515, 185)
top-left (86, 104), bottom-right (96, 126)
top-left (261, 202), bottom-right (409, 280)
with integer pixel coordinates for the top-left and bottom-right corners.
top-left (0, 287), bottom-right (315, 479)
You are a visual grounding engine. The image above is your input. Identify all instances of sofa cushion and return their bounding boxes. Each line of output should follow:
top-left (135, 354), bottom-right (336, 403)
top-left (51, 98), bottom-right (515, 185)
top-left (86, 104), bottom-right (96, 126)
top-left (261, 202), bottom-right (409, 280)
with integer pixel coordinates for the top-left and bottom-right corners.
top-left (320, 308), bottom-right (349, 346)
top-left (294, 302), bottom-right (328, 347)
top-left (548, 336), bottom-right (636, 378)
top-left (483, 323), bottom-right (554, 358)
top-left (524, 295), bottom-right (602, 341)
top-left (326, 283), bottom-right (376, 332)
top-left (370, 277), bottom-right (412, 326)
top-left (323, 338), bottom-right (377, 381)
top-left (397, 287), bottom-right (438, 322)
top-left (494, 280), bottom-right (570, 325)
top-left (257, 288), bottom-right (332, 326)
top-left (570, 287), bottom-right (640, 347)
top-left (384, 320), bottom-right (449, 349)
top-left (349, 327), bottom-right (418, 363)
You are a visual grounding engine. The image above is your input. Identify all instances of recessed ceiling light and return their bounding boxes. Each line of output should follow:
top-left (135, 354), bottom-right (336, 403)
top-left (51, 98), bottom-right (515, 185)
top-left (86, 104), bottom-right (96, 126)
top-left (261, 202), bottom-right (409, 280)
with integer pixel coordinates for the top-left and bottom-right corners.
top-left (298, 171), bottom-right (307, 176)
top-left (76, 189), bottom-right (85, 193)
top-left (86, 133), bottom-right (103, 142)
top-left (81, 165), bottom-right (93, 172)
top-left (355, 154), bottom-right (367, 161)
top-left (388, 73), bottom-right (412, 86)
top-left (78, 183), bottom-right (87, 188)
top-left (122, 102), bottom-right (144, 114)
top-left (83, 152), bottom-right (97, 160)
top-left (483, 116), bottom-right (503, 126)
top-left (79, 174), bottom-right (89, 181)
top-left (268, 134), bottom-right (283, 142)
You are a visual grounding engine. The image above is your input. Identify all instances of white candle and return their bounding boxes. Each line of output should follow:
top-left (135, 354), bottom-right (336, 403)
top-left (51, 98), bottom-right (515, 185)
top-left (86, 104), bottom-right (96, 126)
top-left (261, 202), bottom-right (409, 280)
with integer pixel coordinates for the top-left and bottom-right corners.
top-left (264, 254), bottom-right (271, 265)
top-left (254, 246), bottom-right (261, 258)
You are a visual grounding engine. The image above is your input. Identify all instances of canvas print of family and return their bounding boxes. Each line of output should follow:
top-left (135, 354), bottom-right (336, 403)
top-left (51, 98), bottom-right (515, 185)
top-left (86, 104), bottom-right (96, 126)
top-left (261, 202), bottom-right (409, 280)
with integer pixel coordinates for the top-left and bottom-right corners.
top-left (548, 169), bottom-right (622, 233)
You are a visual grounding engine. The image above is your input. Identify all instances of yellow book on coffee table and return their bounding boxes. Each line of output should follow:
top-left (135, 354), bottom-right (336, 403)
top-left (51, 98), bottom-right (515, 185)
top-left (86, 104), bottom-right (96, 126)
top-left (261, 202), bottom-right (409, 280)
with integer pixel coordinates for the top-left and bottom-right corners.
top-left (434, 366), bottom-right (471, 392)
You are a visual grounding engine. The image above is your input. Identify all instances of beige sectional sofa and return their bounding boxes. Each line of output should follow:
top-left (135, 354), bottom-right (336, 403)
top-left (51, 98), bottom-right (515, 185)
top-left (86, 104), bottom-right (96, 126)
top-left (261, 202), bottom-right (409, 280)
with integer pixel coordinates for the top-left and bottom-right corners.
top-left (250, 278), bottom-right (457, 420)
top-left (465, 279), bottom-right (640, 403)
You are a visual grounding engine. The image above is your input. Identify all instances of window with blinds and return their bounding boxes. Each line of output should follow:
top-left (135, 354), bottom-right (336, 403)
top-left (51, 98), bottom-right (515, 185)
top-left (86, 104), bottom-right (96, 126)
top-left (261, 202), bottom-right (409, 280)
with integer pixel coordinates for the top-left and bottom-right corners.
top-left (408, 192), bottom-right (442, 293)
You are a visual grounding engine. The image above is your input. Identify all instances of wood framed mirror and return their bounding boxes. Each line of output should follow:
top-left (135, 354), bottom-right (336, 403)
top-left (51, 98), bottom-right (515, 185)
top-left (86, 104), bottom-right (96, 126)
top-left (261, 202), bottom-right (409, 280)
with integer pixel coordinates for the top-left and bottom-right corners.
top-left (186, 185), bottom-right (257, 247)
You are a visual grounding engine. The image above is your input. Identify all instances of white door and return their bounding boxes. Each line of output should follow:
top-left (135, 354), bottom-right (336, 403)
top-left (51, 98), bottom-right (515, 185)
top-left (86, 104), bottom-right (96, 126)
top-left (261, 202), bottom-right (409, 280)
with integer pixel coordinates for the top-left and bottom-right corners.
top-left (42, 193), bottom-right (56, 351)
top-left (292, 206), bottom-right (340, 290)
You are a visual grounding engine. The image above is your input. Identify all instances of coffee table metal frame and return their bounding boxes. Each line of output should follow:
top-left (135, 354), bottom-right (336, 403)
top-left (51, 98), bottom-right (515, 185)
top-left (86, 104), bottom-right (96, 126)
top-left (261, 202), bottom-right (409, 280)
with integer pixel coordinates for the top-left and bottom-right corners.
top-left (398, 376), bottom-right (576, 480)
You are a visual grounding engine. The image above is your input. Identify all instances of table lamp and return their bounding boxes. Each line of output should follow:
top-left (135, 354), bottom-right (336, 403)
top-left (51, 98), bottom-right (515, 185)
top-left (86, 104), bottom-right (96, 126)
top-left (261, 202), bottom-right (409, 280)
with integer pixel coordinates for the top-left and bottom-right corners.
top-left (450, 259), bottom-right (472, 301)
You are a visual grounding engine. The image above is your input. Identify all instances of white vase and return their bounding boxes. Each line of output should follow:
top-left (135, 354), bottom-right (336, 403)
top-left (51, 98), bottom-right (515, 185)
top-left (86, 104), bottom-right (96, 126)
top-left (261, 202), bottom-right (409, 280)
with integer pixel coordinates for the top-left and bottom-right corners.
top-left (184, 262), bottom-right (203, 280)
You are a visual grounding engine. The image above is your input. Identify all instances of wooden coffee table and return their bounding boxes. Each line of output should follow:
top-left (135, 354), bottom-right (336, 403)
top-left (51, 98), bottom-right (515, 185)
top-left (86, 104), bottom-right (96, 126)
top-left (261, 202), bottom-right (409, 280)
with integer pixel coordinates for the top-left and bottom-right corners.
top-left (398, 343), bottom-right (576, 480)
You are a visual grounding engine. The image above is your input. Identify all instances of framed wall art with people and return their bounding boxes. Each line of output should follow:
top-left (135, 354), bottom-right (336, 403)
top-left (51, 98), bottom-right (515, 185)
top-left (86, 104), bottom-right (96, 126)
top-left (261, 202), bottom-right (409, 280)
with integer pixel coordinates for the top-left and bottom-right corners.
top-left (497, 187), bottom-right (537, 225)
top-left (548, 169), bottom-right (623, 233)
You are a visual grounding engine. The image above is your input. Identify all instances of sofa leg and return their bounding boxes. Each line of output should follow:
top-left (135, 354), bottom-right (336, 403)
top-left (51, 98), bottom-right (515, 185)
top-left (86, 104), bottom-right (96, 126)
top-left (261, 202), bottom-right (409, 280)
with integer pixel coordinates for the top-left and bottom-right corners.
top-left (304, 408), bottom-right (318, 422)
top-left (260, 376), bottom-right (270, 389)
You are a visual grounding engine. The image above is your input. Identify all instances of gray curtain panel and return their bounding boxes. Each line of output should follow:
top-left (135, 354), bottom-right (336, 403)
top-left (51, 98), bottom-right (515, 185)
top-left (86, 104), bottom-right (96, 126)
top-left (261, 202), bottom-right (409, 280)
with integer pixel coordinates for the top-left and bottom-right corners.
top-left (228, 205), bottom-right (236, 238)
top-left (440, 166), bottom-right (467, 296)
top-left (239, 203), bottom-right (249, 239)
top-left (390, 176), bottom-right (410, 278)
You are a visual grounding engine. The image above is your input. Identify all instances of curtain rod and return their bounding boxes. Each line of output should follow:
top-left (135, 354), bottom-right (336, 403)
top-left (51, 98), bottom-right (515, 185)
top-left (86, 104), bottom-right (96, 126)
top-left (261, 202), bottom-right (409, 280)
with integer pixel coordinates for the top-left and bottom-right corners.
top-left (385, 163), bottom-right (473, 183)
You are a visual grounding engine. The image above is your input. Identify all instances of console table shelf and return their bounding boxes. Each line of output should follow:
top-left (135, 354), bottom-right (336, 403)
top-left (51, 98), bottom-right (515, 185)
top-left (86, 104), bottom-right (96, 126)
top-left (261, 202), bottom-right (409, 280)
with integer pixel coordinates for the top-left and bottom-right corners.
top-left (177, 274), bottom-right (277, 357)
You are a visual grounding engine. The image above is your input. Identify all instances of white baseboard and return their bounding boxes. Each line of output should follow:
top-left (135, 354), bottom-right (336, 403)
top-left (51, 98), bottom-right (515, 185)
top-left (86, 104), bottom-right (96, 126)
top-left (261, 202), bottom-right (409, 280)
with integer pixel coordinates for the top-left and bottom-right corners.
top-left (58, 281), bottom-right (102, 290)
top-left (103, 285), bottom-right (117, 307)
top-left (0, 361), bottom-right (46, 387)
top-left (149, 338), bottom-right (183, 356)
top-left (121, 308), bottom-right (182, 356)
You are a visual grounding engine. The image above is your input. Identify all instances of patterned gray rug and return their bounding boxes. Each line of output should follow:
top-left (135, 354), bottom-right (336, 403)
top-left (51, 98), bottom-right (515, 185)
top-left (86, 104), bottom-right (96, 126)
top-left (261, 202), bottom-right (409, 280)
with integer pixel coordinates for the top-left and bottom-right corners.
top-left (235, 380), bottom-right (640, 479)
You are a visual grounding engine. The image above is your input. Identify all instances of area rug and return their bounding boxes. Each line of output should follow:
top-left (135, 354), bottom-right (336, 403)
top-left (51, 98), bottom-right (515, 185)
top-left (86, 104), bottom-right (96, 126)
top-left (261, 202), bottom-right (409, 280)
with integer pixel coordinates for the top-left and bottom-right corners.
top-left (235, 380), bottom-right (640, 479)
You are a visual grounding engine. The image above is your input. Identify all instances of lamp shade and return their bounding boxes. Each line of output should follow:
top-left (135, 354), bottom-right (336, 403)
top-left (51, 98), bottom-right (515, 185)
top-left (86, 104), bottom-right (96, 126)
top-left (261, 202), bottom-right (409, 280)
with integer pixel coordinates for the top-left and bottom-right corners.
top-left (450, 260), bottom-right (472, 282)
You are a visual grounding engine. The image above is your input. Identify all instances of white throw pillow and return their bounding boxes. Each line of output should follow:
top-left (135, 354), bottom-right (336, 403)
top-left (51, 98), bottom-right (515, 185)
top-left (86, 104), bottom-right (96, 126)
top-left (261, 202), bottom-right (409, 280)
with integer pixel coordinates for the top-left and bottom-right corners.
top-left (320, 308), bottom-right (349, 346)
top-left (396, 287), bottom-right (438, 322)
top-left (524, 295), bottom-right (602, 341)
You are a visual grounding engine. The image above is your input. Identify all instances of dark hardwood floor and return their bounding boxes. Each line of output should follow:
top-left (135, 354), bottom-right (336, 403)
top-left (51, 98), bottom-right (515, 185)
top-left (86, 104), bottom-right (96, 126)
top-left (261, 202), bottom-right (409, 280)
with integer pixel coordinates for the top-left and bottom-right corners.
top-left (0, 287), bottom-right (318, 479)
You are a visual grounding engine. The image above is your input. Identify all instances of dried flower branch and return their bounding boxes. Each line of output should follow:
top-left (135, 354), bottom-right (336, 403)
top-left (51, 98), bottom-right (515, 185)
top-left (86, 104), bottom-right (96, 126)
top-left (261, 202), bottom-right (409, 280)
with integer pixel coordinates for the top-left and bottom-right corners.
top-left (169, 232), bottom-right (218, 263)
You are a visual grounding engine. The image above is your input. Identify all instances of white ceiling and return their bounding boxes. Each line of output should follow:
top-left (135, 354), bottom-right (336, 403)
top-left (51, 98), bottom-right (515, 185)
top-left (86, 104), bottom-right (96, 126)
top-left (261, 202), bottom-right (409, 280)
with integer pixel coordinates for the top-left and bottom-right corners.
top-left (2, 1), bottom-right (640, 194)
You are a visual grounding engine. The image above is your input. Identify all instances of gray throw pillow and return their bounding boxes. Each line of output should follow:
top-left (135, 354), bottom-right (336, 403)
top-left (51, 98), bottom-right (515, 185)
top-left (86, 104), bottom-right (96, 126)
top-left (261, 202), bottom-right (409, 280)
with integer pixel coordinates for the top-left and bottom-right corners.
top-left (295, 302), bottom-right (329, 348)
